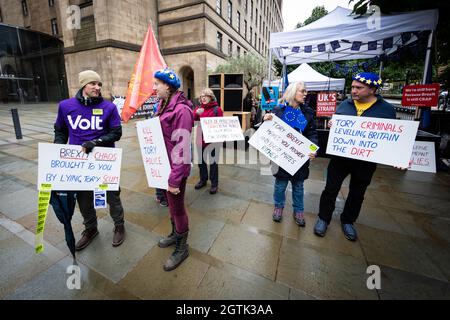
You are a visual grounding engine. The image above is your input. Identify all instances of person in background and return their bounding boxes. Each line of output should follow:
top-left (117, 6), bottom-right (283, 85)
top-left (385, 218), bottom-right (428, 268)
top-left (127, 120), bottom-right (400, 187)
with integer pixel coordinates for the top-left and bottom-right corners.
top-left (193, 88), bottom-right (223, 194)
top-left (263, 81), bottom-right (318, 227)
top-left (153, 68), bottom-right (194, 271)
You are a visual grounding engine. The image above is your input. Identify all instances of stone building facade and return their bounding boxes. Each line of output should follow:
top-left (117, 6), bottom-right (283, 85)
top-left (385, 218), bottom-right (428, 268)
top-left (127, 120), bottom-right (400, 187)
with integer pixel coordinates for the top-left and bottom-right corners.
top-left (0, 0), bottom-right (283, 100)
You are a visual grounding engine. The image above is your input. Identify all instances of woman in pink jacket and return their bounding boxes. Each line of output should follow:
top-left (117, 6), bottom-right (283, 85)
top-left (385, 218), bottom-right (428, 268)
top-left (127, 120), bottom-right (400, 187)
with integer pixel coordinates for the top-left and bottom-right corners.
top-left (153, 68), bottom-right (194, 271)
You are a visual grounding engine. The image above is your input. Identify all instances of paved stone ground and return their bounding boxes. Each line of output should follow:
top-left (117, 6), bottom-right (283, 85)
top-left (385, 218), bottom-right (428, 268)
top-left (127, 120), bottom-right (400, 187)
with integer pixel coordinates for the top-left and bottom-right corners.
top-left (1, 103), bottom-right (450, 300)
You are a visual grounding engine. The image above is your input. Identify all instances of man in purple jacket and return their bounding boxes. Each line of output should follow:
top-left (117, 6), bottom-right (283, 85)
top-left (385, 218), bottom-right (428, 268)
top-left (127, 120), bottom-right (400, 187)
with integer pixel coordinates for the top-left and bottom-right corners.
top-left (54, 70), bottom-right (125, 250)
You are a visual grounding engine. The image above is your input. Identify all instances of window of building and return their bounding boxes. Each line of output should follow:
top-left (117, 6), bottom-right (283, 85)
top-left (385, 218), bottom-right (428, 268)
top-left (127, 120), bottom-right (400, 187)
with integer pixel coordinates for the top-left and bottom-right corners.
top-left (217, 32), bottom-right (223, 52)
top-left (227, 1), bottom-right (232, 25)
top-left (254, 32), bottom-right (257, 47)
top-left (255, 9), bottom-right (258, 28)
top-left (250, 27), bottom-right (252, 44)
top-left (245, 0), bottom-right (248, 14)
top-left (244, 20), bottom-right (247, 39)
top-left (216, 0), bottom-right (221, 15)
top-left (48, 0), bottom-right (54, 7)
top-left (251, 1), bottom-right (253, 20)
top-left (51, 18), bottom-right (58, 35)
top-left (21, 0), bottom-right (28, 16)
top-left (260, 16), bottom-right (262, 32)
top-left (228, 40), bottom-right (233, 56)
top-left (237, 46), bottom-right (241, 56)
top-left (237, 11), bottom-right (241, 33)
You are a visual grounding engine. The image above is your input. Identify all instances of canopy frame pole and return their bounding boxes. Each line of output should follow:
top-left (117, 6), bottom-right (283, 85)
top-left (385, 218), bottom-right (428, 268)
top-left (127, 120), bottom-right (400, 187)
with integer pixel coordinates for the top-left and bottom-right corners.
top-left (415, 30), bottom-right (434, 120)
top-left (268, 49), bottom-right (273, 86)
top-left (422, 30), bottom-right (434, 84)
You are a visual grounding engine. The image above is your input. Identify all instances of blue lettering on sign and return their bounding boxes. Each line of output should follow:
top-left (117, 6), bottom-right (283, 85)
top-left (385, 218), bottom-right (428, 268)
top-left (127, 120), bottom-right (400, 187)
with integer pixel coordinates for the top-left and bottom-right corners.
top-left (45, 173), bottom-right (57, 182)
top-left (335, 119), bottom-right (356, 128)
top-left (333, 137), bottom-right (356, 146)
top-left (60, 175), bottom-right (83, 183)
top-left (98, 164), bottom-right (112, 171)
top-left (143, 146), bottom-right (157, 155)
top-left (84, 176), bottom-right (101, 183)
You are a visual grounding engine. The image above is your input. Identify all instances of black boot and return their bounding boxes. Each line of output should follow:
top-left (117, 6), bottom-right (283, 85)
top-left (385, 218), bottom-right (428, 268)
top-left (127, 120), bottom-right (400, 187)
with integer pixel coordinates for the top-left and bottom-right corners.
top-left (158, 219), bottom-right (176, 248)
top-left (163, 230), bottom-right (189, 271)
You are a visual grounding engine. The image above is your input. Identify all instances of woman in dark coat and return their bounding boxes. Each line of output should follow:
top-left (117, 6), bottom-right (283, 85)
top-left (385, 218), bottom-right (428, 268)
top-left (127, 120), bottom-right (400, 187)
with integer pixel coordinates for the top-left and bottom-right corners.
top-left (263, 81), bottom-right (318, 227)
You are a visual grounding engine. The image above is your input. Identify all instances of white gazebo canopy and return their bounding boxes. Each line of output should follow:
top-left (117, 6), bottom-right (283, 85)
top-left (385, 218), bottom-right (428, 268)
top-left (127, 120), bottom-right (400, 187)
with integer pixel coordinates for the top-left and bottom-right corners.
top-left (264, 63), bottom-right (345, 91)
top-left (269, 6), bottom-right (439, 65)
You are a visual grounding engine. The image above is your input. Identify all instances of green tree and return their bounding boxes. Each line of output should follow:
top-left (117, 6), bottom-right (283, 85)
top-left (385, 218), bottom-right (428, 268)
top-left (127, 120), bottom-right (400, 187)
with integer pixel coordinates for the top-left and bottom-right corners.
top-left (350, 0), bottom-right (449, 88)
top-left (212, 53), bottom-right (268, 91)
top-left (296, 6), bottom-right (328, 28)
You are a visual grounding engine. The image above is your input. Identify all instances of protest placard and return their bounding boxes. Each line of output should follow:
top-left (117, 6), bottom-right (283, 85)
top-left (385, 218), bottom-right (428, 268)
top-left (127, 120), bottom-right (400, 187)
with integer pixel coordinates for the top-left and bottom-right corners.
top-left (37, 143), bottom-right (122, 191)
top-left (248, 114), bottom-right (319, 176)
top-left (200, 116), bottom-right (245, 143)
top-left (136, 117), bottom-right (171, 190)
top-left (402, 84), bottom-right (440, 107)
top-left (326, 115), bottom-right (419, 167)
top-left (316, 92), bottom-right (337, 117)
top-left (408, 141), bottom-right (436, 173)
top-left (261, 86), bottom-right (279, 110)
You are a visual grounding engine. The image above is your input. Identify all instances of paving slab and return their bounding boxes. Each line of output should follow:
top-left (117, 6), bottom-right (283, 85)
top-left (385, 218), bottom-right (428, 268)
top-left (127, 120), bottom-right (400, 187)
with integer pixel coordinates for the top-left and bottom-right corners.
top-left (208, 224), bottom-right (281, 280)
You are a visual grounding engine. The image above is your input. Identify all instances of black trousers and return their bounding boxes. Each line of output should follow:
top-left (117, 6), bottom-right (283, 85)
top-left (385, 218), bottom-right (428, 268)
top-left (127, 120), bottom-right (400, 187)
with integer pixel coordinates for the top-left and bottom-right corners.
top-left (198, 144), bottom-right (220, 187)
top-left (319, 157), bottom-right (377, 224)
top-left (77, 189), bottom-right (124, 230)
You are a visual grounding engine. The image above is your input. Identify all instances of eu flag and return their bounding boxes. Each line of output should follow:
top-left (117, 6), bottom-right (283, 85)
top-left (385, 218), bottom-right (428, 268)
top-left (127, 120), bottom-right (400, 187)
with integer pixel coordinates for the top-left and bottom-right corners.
top-left (281, 106), bottom-right (308, 132)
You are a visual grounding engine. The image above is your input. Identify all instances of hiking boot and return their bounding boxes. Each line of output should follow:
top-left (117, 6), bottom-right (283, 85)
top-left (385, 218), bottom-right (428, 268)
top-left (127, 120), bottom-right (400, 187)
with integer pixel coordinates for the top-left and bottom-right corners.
top-left (75, 228), bottom-right (99, 251)
top-left (158, 219), bottom-right (176, 248)
top-left (195, 180), bottom-right (207, 190)
top-left (112, 225), bottom-right (125, 247)
top-left (272, 207), bottom-right (283, 222)
top-left (293, 211), bottom-right (306, 227)
top-left (163, 231), bottom-right (189, 271)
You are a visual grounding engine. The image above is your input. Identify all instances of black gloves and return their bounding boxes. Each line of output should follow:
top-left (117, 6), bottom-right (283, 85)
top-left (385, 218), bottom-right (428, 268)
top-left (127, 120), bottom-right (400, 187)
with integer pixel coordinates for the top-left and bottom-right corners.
top-left (82, 140), bottom-right (100, 154)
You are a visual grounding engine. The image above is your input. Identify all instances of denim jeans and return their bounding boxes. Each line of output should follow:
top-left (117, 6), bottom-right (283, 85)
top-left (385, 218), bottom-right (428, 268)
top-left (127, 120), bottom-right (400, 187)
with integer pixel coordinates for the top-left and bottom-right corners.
top-left (273, 178), bottom-right (304, 212)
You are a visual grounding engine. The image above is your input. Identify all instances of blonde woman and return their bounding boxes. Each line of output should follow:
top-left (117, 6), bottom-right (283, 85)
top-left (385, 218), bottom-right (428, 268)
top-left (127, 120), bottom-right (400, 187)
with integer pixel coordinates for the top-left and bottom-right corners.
top-left (263, 81), bottom-right (318, 226)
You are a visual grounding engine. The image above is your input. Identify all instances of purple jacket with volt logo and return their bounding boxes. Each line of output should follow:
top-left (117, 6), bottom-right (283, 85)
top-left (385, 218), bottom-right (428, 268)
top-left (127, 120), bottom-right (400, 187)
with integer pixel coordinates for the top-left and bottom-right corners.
top-left (54, 93), bottom-right (121, 147)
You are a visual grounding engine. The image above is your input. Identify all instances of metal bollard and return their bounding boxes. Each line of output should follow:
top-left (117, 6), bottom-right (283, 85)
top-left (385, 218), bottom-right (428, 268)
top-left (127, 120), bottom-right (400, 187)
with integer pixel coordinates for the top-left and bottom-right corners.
top-left (11, 108), bottom-right (23, 140)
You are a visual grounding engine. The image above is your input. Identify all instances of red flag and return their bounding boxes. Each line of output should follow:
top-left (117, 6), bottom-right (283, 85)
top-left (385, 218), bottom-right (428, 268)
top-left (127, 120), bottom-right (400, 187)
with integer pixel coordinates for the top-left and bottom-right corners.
top-left (121, 24), bottom-right (167, 122)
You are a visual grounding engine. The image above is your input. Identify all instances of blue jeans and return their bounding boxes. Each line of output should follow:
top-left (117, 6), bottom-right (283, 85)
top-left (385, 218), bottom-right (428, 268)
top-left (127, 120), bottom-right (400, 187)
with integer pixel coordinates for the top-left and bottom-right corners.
top-left (273, 178), bottom-right (304, 212)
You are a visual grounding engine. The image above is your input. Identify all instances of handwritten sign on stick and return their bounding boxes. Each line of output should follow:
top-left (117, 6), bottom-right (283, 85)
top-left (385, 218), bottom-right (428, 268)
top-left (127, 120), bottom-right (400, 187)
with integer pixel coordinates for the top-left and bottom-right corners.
top-left (200, 116), bottom-right (245, 143)
top-left (136, 117), bottom-right (171, 190)
top-left (326, 115), bottom-right (419, 167)
top-left (409, 141), bottom-right (436, 173)
top-left (248, 114), bottom-right (319, 176)
top-left (38, 143), bottom-right (122, 191)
